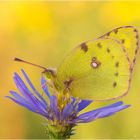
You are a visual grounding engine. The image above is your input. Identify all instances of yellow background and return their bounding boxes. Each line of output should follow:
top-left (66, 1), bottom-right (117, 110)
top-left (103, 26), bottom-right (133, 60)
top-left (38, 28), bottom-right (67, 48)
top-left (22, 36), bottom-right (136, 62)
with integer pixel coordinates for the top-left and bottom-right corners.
top-left (0, 1), bottom-right (140, 139)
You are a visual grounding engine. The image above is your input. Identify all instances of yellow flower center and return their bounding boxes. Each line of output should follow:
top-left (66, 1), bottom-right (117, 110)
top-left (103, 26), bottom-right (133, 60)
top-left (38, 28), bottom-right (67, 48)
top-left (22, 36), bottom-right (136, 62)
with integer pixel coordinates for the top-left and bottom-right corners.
top-left (57, 92), bottom-right (71, 111)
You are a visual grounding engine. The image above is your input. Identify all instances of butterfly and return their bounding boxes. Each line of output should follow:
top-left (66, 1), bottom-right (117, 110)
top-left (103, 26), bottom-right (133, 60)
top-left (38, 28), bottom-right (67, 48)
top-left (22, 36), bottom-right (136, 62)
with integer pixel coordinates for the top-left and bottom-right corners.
top-left (15, 26), bottom-right (139, 101)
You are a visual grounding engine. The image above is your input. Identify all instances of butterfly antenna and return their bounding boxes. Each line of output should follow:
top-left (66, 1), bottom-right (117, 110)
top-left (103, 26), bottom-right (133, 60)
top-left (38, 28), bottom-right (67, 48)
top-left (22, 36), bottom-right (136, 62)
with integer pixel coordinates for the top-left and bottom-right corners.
top-left (14, 57), bottom-right (47, 70)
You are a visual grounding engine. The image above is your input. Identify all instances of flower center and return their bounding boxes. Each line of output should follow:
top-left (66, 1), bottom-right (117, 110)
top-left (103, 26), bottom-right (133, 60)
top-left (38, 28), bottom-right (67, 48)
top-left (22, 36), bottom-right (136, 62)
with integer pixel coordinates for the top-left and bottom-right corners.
top-left (57, 92), bottom-right (71, 111)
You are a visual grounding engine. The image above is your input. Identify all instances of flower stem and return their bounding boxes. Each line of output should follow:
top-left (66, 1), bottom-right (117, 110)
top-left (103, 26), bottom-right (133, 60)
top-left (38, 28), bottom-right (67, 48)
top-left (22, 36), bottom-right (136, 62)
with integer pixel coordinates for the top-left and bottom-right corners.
top-left (46, 124), bottom-right (75, 139)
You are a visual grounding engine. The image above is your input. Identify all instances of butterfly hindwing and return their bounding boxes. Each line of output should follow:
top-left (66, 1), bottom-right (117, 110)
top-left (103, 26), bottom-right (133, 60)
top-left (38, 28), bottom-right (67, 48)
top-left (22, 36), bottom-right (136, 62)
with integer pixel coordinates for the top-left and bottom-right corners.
top-left (54, 38), bottom-right (131, 100)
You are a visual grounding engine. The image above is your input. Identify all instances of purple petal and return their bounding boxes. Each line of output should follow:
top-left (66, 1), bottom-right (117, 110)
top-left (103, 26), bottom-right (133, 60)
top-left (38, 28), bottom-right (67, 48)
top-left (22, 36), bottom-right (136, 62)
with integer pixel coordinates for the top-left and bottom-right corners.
top-left (62, 103), bottom-right (73, 120)
top-left (98, 105), bottom-right (130, 118)
top-left (98, 101), bottom-right (123, 110)
top-left (6, 96), bottom-right (38, 113)
top-left (68, 112), bottom-right (100, 124)
top-left (31, 95), bottom-right (47, 112)
top-left (78, 99), bottom-right (93, 112)
top-left (50, 96), bottom-right (59, 117)
top-left (7, 95), bottom-right (49, 117)
top-left (74, 101), bottom-right (130, 123)
top-left (80, 105), bottom-right (130, 123)
top-left (10, 90), bottom-right (28, 104)
top-left (78, 101), bottom-right (124, 118)
top-left (9, 91), bottom-right (48, 117)
top-left (14, 73), bottom-right (36, 103)
top-left (14, 73), bottom-right (48, 113)
top-left (41, 77), bottom-right (51, 98)
top-left (21, 69), bottom-right (47, 106)
top-left (71, 97), bottom-right (76, 105)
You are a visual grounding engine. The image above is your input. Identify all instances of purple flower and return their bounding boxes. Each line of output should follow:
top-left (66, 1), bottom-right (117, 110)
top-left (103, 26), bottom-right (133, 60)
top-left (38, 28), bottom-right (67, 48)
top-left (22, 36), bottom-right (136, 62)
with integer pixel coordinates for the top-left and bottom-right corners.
top-left (7, 69), bottom-right (130, 138)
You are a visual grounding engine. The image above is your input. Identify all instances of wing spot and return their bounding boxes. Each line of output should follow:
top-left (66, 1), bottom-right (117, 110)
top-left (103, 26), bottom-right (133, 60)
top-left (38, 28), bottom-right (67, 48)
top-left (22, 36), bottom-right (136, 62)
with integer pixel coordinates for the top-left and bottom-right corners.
top-left (91, 57), bottom-right (101, 69)
top-left (115, 72), bottom-right (119, 77)
top-left (115, 61), bottom-right (119, 67)
top-left (80, 43), bottom-right (88, 52)
top-left (92, 57), bottom-right (97, 60)
top-left (107, 48), bottom-right (110, 53)
top-left (112, 55), bottom-right (115, 59)
top-left (113, 82), bottom-right (117, 88)
top-left (97, 43), bottom-right (102, 48)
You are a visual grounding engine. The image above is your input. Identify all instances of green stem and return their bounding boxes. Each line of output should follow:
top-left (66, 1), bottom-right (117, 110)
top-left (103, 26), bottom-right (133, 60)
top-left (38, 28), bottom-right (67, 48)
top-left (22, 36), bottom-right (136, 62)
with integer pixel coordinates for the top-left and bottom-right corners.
top-left (46, 124), bottom-right (75, 139)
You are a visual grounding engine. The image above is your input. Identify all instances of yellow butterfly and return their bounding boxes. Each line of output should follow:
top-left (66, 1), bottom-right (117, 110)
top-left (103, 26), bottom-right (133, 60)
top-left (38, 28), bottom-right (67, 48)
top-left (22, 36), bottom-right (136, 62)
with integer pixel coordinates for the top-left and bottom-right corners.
top-left (15, 26), bottom-right (139, 101)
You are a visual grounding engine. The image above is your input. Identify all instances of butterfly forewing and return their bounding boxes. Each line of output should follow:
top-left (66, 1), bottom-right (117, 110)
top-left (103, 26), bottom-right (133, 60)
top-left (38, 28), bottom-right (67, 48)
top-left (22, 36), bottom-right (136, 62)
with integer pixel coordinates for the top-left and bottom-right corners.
top-left (54, 38), bottom-right (131, 100)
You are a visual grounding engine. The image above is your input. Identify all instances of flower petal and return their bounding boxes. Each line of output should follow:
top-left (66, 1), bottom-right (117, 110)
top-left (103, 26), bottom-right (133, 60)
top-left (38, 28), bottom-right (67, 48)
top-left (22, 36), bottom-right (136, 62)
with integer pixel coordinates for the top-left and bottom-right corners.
top-left (14, 73), bottom-right (35, 103)
top-left (80, 105), bottom-right (130, 123)
top-left (21, 69), bottom-right (47, 106)
top-left (14, 73), bottom-right (48, 113)
top-left (74, 101), bottom-right (130, 123)
top-left (98, 105), bottom-right (130, 118)
top-left (98, 101), bottom-right (124, 110)
top-left (9, 90), bottom-right (49, 117)
top-left (6, 96), bottom-right (37, 113)
top-left (62, 103), bottom-right (73, 120)
top-left (50, 96), bottom-right (59, 117)
top-left (10, 90), bottom-right (28, 104)
top-left (78, 99), bottom-right (93, 112)
top-left (78, 101), bottom-right (124, 118)
top-left (7, 95), bottom-right (50, 117)
top-left (41, 77), bottom-right (51, 98)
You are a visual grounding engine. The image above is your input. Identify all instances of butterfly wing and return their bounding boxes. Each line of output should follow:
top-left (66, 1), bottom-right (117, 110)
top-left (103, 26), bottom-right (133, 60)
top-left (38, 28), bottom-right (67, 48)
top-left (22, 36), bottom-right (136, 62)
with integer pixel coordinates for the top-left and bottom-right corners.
top-left (99, 26), bottom-right (139, 69)
top-left (54, 38), bottom-right (131, 100)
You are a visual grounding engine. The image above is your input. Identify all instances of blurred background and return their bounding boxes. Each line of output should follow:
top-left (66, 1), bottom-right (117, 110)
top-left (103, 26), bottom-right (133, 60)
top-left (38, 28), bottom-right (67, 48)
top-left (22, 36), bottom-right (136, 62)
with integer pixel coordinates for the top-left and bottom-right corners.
top-left (0, 1), bottom-right (140, 139)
